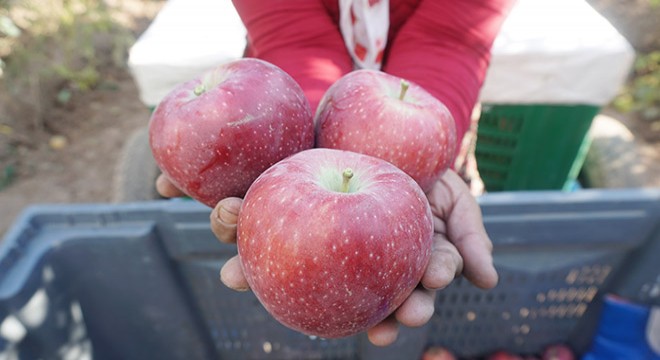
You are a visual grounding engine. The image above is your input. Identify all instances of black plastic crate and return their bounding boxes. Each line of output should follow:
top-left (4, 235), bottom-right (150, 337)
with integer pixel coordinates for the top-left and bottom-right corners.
top-left (1, 189), bottom-right (659, 359)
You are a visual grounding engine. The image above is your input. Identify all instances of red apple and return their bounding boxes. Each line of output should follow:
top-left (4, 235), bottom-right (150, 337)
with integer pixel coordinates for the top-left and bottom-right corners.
top-left (487, 350), bottom-right (524, 360)
top-left (314, 69), bottom-right (456, 192)
top-left (422, 346), bottom-right (457, 360)
top-left (149, 58), bottom-right (314, 207)
top-left (542, 344), bottom-right (575, 360)
top-left (237, 148), bottom-right (434, 338)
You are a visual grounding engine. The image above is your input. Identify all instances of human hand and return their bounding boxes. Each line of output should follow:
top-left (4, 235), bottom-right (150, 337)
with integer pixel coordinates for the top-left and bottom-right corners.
top-left (356, 169), bottom-right (497, 346)
top-left (208, 169), bottom-right (497, 346)
top-left (155, 173), bottom-right (250, 289)
top-left (158, 171), bottom-right (498, 346)
top-left (155, 173), bottom-right (187, 198)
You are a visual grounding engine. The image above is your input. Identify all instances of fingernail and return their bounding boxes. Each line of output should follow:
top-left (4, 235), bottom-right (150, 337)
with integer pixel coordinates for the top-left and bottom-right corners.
top-left (217, 205), bottom-right (238, 225)
top-left (220, 277), bottom-right (249, 292)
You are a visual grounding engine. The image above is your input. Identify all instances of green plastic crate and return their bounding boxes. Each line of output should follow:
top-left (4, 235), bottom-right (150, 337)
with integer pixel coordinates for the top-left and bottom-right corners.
top-left (475, 104), bottom-right (598, 192)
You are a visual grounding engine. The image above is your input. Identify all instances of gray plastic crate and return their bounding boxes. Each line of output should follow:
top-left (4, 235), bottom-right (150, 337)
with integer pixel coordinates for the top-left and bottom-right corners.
top-left (1, 189), bottom-right (659, 359)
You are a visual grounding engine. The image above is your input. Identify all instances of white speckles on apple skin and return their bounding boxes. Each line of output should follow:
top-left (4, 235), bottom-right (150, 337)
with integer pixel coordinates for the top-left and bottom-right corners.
top-left (314, 69), bottom-right (457, 192)
top-left (149, 58), bottom-right (314, 208)
top-left (237, 149), bottom-right (433, 338)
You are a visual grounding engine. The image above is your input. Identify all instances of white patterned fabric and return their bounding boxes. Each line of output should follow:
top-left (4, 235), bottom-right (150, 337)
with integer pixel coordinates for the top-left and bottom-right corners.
top-left (338, 0), bottom-right (389, 70)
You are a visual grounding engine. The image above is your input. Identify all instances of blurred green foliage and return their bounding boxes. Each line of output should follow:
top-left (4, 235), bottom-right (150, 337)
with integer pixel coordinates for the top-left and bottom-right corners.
top-left (613, 51), bottom-right (660, 122)
top-left (0, 0), bottom-right (134, 109)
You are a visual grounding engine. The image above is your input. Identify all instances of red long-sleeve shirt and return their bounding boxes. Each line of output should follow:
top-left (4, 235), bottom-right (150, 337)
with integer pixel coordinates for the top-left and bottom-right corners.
top-left (232, 0), bottom-right (515, 147)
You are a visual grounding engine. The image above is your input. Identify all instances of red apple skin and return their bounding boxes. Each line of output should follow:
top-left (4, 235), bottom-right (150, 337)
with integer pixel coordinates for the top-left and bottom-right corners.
top-left (149, 58), bottom-right (314, 207)
top-left (422, 346), bottom-right (457, 360)
top-left (542, 344), bottom-right (575, 360)
top-left (314, 69), bottom-right (456, 193)
top-left (487, 350), bottom-right (525, 360)
top-left (237, 148), bottom-right (434, 338)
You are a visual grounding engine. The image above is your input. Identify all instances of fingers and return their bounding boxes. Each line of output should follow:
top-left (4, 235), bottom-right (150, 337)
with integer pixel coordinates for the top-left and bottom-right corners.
top-left (367, 316), bottom-right (399, 347)
top-left (394, 287), bottom-right (436, 327)
top-left (367, 287), bottom-right (435, 346)
top-left (210, 197), bottom-right (243, 244)
top-left (212, 199), bottom-right (247, 291)
top-left (156, 174), bottom-right (187, 198)
top-left (220, 255), bottom-right (250, 291)
top-left (430, 170), bottom-right (498, 289)
top-left (211, 169), bottom-right (494, 345)
top-left (445, 186), bottom-right (497, 289)
top-left (421, 234), bottom-right (463, 290)
top-left (455, 232), bottom-right (497, 289)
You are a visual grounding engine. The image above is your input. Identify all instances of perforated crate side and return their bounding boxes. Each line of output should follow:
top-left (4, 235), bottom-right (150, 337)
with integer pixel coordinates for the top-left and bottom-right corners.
top-left (424, 189), bottom-right (660, 357)
top-left (1, 190), bottom-right (659, 359)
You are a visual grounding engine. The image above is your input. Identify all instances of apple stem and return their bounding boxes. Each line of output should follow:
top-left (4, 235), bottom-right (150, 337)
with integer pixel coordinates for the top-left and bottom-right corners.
top-left (399, 80), bottom-right (410, 101)
top-left (194, 84), bottom-right (206, 96)
top-left (341, 168), bottom-right (354, 193)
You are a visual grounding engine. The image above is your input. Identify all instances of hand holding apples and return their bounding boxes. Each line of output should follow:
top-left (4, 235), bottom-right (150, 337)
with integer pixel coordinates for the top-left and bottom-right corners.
top-left (209, 166), bottom-right (497, 345)
top-left (151, 62), bottom-right (497, 345)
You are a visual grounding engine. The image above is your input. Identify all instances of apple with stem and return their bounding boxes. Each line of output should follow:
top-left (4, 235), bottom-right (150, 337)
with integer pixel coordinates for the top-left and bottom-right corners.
top-left (237, 148), bottom-right (434, 338)
top-left (315, 69), bottom-right (456, 192)
top-left (149, 58), bottom-right (314, 207)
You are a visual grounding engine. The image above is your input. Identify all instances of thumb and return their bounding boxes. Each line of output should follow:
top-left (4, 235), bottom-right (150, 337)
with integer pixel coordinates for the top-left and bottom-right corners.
top-left (210, 197), bottom-right (243, 244)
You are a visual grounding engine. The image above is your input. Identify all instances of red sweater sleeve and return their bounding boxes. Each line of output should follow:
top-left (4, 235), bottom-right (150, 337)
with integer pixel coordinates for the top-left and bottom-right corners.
top-left (383, 0), bottom-right (515, 144)
top-left (231, 0), bottom-right (353, 111)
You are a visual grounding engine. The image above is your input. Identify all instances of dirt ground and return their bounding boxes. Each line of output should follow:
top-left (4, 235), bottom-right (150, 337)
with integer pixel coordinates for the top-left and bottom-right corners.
top-left (0, 1), bottom-right (659, 239)
top-left (0, 1), bottom-right (163, 237)
top-left (0, 68), bottom-right (153, 236)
